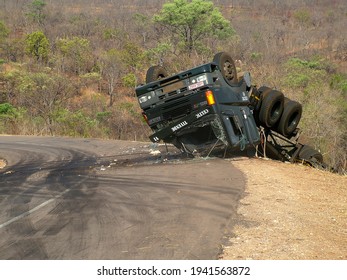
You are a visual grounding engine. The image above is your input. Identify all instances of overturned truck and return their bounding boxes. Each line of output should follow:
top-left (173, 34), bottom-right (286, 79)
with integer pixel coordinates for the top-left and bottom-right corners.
top-left (135, 52), bottom-right (326, 169)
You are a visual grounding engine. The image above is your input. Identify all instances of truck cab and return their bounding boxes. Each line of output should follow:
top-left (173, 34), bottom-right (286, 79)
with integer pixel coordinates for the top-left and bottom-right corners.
top-left (136, 56), bottom-right (260, 155)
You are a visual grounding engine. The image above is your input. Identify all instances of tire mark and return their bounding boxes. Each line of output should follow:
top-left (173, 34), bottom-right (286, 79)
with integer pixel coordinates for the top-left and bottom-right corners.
top-left (0, 189), bottom-right (69, 230)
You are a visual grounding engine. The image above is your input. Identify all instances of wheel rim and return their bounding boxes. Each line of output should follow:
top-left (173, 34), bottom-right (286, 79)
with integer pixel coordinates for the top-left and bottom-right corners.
top-left (223, 61), bottom-right (235, 81)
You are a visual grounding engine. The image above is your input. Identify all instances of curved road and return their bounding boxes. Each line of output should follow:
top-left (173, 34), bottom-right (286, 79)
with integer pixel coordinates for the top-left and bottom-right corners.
top-left (0, 136), bottom-right (245, 259)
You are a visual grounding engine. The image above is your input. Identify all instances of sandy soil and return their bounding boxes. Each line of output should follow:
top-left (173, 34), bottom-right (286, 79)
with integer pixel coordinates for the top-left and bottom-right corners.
top-left (222, 157), bottom-right (347, 260)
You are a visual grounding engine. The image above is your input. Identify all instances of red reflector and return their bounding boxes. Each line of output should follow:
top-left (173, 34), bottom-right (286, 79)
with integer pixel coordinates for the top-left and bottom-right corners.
top-left (142, 112), bottom-right (149, 124)
top-left (205, 90), bottom-right (215, 105)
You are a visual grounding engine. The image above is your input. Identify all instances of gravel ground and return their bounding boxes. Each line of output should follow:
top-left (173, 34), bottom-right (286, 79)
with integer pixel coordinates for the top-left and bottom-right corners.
top-left (222, 157), bottom-right (347, 260)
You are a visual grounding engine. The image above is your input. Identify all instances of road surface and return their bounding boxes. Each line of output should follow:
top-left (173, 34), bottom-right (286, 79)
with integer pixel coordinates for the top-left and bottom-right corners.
top-left (0, 136), bottom-right (245, 259)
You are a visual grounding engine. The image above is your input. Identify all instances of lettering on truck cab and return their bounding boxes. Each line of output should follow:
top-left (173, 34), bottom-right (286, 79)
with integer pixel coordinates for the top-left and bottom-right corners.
top-left (195, 109), bottom-right (209, 119)
top-left (171, 121), bottom-right (188, 132)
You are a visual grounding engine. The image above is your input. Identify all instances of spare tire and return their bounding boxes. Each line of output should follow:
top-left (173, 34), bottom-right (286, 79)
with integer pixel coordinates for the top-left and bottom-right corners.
top-left (213, 52), bottom-right (238, 85)
top-left (298, 145), bottom-right (323, 163)
top-left (276, 97), bottom-right (302, 137)
top-left (146, 66), bottom-right (168, 83)
top-left (259, 89), bottom-right (284, 128)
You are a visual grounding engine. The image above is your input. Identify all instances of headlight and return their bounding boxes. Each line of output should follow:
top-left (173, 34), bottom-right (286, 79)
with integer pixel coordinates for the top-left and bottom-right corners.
top-left (138, 92), bottom-right (154, 104)
top-left (196, 74), bottom-right (207, 83)
top-left (139, 96), bottom-right (148, 104)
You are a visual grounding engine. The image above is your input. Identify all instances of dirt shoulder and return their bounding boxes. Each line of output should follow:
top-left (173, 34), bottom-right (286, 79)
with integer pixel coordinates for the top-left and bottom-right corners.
top-left (222, 157), bottom-right (347, 260)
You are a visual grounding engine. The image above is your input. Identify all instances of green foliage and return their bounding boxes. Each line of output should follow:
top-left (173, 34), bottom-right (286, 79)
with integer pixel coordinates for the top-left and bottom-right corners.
top-left (26, 0), bottom-right (46, 25)
top-left (54, 108), bottom-right (98, 137)
top-left (0, 103), bottom-right (25, 134)
top-left (250, 52), bottom-right (263, 61)
top-left (330, 74), bottom-right (347, 95)
top-left (57, 37), bottom-right (92, 74)
top-left (282, 56), bottom-right (347, 169)
top-left (103, 28), bottom-right (125, 40)
top-left (122, 73), bottom-right (136, 88)
top-left (118, 102), bottom-right (138, 118)
top-left (145, 42), bottom-right (172, 65)
top-left (133, 13), bottom-right (150, 25)
top-left (153, 0), bottom-right (234, 54)
top-left (14, 71), bottom-right (75, 134)
top-left (0, 103), bottom-right (15, 116)
top-left (80, 72), bottom-right (101, 87)
top-left (133, 13), bottom-right (152, 33)
top-left (57, 37), bottom-right (90, 55)
top-left (284, 57), bottom-right (326, 89)
top-left (121, 42), bottom-right (145, 71)
top-left (0, 21), bottom-right (9, 40)
top-left (96, 111), bottom-right (112, 122)
top-left (25, 31), bottom-right (50, 61)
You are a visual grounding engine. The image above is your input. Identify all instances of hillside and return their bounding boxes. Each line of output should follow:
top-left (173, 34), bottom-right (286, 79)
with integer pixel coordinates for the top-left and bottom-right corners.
top-left (222, 157), bottom-right (347, 260)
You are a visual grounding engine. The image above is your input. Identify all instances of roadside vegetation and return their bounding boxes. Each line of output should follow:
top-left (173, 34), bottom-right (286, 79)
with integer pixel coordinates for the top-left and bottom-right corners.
top-left (0, 0), bottom-right (346, 172)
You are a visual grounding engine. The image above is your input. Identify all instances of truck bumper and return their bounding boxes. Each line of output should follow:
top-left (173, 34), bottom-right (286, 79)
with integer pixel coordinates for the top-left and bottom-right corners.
top-left (149, 107), bottom-right (212, 143)
top-left (149, 105), bottom-right (260, 152)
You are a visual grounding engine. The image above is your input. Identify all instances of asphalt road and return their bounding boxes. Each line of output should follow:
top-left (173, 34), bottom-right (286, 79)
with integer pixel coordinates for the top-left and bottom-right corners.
top-left (0, 136), bottom-right (245, 260)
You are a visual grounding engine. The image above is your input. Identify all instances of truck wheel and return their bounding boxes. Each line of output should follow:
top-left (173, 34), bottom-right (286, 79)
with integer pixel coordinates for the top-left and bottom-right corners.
top-left (213, 52), bottom-right (238, 85)
top-left (276, 98), bottom-right (302, 137)
top-left (254, 86), bottom-right (272, 111)
top-left (298, 145), bottom-right (323, 163)
top-left (259, 90), bottom-right (284, 128)
top-left (146, 66), bottom-right (168, 84)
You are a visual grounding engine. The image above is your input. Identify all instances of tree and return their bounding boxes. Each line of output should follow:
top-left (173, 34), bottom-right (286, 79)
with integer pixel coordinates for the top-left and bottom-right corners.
top-left (56, 37), bottom-right (93, 74)
top-left (121, 42), bottom-right (145, 75)
top-left (100, 48), bottom-right (123, 106)
top-left (26, 0), bottom-right (46, 25)
top-left (25, 31), bottom-right (50, 62)
top-left (145, 42), bottom-right (172, 66)
top-left (153, 0), bottom-right (235, 55)
top-left (17, 72), bottom-right (75, 135)
top-left (111, 42), bottom-right (146, 88)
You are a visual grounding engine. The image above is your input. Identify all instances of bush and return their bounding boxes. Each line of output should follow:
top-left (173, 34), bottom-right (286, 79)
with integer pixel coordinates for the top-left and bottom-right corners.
top-left (0, 103), bottom-right (15, 115)
top-left (122, 73), bottom-right (136, 88)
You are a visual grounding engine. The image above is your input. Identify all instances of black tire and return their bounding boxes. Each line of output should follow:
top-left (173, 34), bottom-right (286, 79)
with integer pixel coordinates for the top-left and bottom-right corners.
top-left (145, 66), bottom-right (168, 84)
top-left (298, 145), bottom-right (323, 163)
top-left (276, 97), bottom-right (302, 137)
top-left (259, 89), bottom-right (284, 128)
top-left (254, 86), bottom-right (272, 111)
top-left (213, 52), bottom-right (238, 85)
